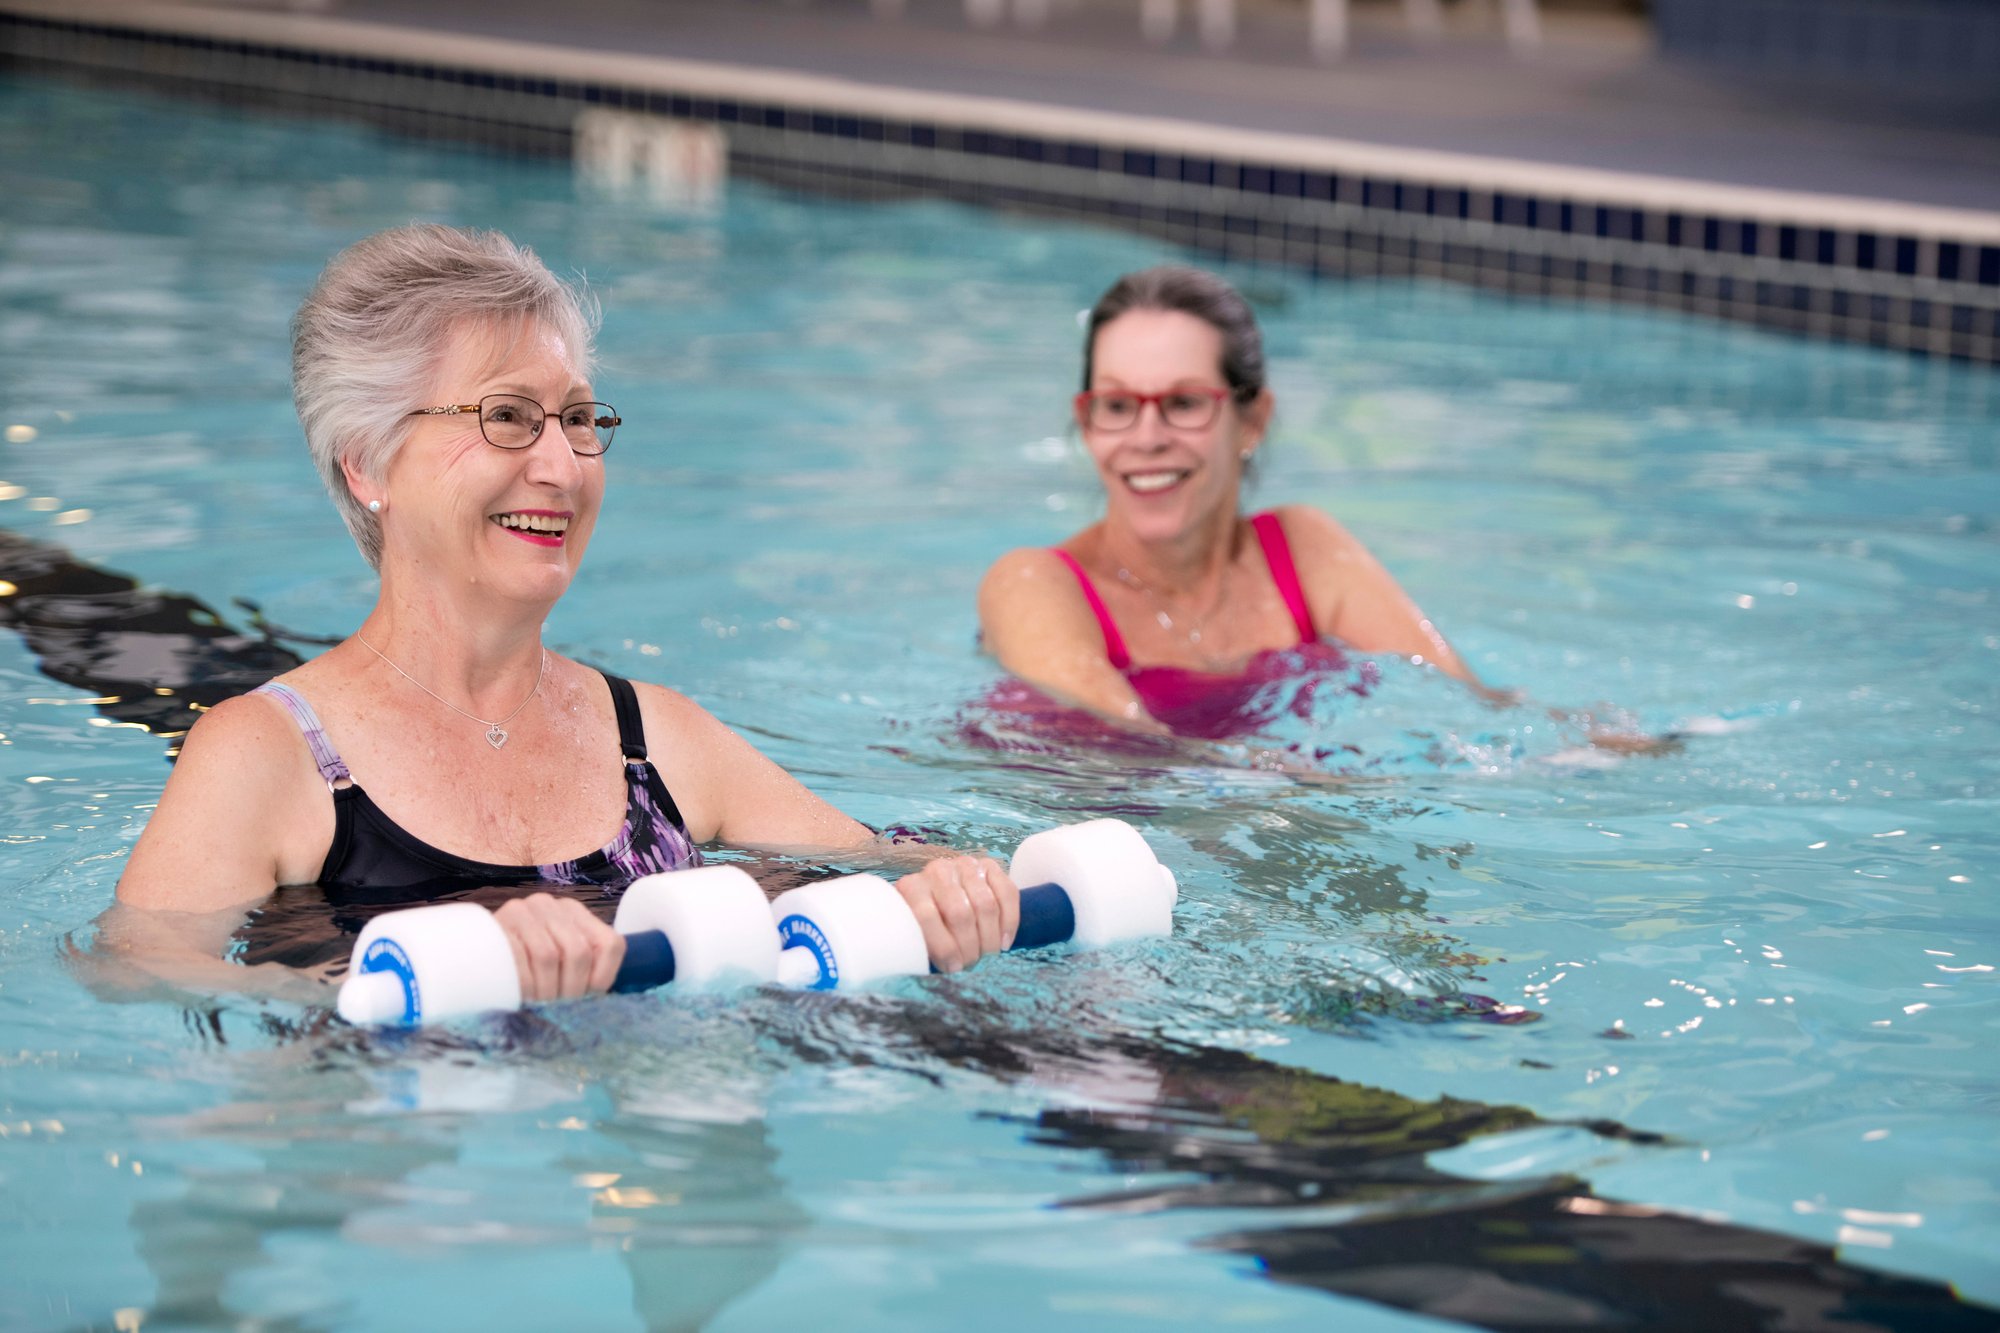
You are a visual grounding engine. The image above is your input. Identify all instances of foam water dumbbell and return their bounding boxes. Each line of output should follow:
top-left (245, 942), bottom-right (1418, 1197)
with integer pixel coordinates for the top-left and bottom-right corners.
top-left (335, 819), bottom-right (1176, 1025)
top-left (765, 818), bottom-right (1178, 989)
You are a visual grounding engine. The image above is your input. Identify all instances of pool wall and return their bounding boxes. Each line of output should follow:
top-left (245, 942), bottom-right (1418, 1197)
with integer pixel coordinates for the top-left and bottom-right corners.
top-left (3, 0), bottom-right (1999, 366)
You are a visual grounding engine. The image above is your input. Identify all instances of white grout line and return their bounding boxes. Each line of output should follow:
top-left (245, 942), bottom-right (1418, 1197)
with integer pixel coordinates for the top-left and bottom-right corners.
top-left (12, 0), bottom-right (2000, 243)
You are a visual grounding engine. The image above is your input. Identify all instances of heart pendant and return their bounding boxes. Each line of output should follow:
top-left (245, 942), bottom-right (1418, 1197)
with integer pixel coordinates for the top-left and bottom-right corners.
top-left (485, 725), bottom-right (509, 749)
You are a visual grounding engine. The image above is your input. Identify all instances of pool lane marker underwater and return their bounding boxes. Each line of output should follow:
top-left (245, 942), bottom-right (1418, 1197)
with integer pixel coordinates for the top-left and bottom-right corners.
top-left (0, 529), bottom-right (304, 751)
top-left (337, 818), bottom-right (1174, 1025)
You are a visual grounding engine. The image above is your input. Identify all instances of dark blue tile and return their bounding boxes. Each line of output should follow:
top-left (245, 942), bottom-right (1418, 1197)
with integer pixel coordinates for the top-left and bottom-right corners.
top-left (1272, 168), bottom-right (1301, 198)
top-left (1978, 246), bottom-right (2000, 286)
top-left (1122, 149), bottom-right (1158, 178)
top-left (1303, 172), bottom-right (1334, 201)
top-left (1938, 241), bottom-right (1962, 281)
top-left (1855, 233), bottom-right (1879, 270)
top-left (911, 123), bottom-right (937, 148)
top-left (1740, 220), bottom-right (1761, 255)
top-left (1816, 230), bottom-right (1838, 265)
top-left (1894, 236), bottom-right (1919, 276)
top-left (1064, 141), bottom-right (1098, 171)
top-left (1181, 157), bottom-right (1213, 186)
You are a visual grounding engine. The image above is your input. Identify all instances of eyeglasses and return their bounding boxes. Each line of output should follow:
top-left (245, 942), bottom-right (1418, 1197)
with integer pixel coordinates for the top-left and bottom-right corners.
top-left (408, 394), bottom-right (620, 455)
top-left (1074, 387), bottom-right (1231, 432)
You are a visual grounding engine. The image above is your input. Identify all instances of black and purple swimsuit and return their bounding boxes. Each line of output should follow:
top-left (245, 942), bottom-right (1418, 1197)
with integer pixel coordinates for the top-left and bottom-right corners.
top-left (254, 671), bottom-right (701, 907)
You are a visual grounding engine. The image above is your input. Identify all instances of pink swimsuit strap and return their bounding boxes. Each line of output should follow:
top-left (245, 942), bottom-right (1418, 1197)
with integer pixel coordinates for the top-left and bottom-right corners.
top-left (1049, 511), bottom-right (1315, 672)
top-left (1250, 511), bottom-right (1317, 643)
top-left (1049, 548), bottom-right (1131, 669)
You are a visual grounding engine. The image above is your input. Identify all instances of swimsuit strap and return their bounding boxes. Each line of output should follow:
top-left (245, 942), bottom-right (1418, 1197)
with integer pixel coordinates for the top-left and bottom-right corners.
top-left (604, 672), bottom-right (647, 761)
top-left (1251, 511), bottom-right (1316, 644)
top-left (252, 681), bottom-right (353, 789)
top-left (1049, 548), bottom-right (1131, 670)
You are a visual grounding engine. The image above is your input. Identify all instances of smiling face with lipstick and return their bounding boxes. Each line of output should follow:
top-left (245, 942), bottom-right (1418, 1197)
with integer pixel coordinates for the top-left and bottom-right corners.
top-left (376, 319), bottom-right (610, 611)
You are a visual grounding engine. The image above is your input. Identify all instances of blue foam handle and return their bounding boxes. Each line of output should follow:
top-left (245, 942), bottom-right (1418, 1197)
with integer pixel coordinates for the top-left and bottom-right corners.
top-left (611, 929), bottom-right (676, 993)
top-left (1011, 881), bottom-right (1076, 952)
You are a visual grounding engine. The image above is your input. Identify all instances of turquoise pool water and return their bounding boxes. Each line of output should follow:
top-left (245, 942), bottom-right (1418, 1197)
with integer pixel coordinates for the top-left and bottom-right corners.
top-left (2, 74), bottom-right (1997, 1330)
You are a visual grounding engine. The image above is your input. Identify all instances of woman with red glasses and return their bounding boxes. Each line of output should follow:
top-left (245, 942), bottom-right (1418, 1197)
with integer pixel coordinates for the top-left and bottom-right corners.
top-left (979, 265), bottom-right (1491, 740)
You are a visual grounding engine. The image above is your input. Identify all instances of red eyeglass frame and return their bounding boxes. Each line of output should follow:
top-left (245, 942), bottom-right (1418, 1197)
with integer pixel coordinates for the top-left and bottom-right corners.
top-left (1073, 387), bottom-right (1232, 430)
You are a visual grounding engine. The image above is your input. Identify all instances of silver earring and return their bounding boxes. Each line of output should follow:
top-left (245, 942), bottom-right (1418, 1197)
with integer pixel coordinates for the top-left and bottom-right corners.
top-left (1239, 450), bottom-right (1253, 461)
top-left (368, 499), bottom-right (382, 513)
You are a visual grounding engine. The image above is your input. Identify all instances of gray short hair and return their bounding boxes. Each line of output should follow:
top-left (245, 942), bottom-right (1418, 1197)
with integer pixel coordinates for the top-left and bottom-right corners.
top-left (290, 224), bottom-right (600, 569)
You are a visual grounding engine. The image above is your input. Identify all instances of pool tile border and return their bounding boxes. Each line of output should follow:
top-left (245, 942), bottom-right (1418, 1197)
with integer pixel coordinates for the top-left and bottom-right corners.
top-left (4, 4), bottom-right (1998, 364)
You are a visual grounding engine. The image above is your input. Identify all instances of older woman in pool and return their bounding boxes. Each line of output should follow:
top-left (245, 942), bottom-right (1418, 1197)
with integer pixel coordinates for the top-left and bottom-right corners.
top-left (115, 223), bottom-right (1018, 1002)
top-left (981, 264), bottom-right (1494, 739)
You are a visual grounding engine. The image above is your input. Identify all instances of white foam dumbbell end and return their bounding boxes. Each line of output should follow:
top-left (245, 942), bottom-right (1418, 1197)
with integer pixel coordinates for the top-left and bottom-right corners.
top-left (613, 864), bottom-right (781, 988)
top-left (337, 901), bottom-right (521, 1026)
top-left (1008, 819), bottom-right (1176, 948)
top-left (769, 874), bottom-right (929, 988)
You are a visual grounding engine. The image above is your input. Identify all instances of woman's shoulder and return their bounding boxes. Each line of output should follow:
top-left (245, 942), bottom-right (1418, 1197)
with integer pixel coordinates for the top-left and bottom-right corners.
top-left (165, 684), bottom-right (329, 807)
top-left (1260, 503), bottom-right (1355, 547)
top-left (625, 678), bottom-right (740, 754)
top-left (625, 676), bottom-right (699, 717)
top-left (981, 543), bottom-right (1076, 587)
top-left (978, 538), bottom-right (1105, 620)
top-left (190, 677), bottom-right (308, 750)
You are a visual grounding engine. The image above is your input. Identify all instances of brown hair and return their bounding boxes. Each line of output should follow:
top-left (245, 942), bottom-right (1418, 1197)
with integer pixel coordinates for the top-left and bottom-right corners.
top-left (1081, 265), bottom-right (1266, 402)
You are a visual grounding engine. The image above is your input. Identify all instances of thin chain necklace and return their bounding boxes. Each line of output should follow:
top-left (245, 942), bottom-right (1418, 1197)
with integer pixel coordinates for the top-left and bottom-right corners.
top-left (354, 635), bottom-right (547, 750)
top-left (1112, 559), bottom-right (1234, 649)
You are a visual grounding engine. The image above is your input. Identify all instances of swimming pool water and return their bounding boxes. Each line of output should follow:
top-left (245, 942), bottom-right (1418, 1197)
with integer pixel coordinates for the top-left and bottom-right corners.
top-left (1, 74), bottom-right (1997, 1330)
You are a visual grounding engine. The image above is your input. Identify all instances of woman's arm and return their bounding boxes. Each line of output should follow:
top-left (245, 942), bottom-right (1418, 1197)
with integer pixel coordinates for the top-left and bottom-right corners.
top-left (1278, 505), bottom-right (1491, 690)
top-left (636, 683), bottom-right (1020, 970)
top-left (1284, 506), bottom-right (1675, 749)
top-left (117, 693), bottom-right (329, 913)
top-left (977, 548), bottom-right (1167, 732)
top-left (638, 683), bottom-right (877, 850)
top-left (98, 693), bottom-right (342, 1001)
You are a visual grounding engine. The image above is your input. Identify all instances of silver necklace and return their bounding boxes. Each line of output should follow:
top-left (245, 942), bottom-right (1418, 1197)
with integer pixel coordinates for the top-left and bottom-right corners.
top-left (1113, 561), bottom-right (1233, 648)
top-left (354, 635), bottom-right (546, 750)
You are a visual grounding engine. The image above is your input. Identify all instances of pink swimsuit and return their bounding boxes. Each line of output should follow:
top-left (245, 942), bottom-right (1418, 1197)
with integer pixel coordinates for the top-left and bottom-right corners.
top-left (1042, 512), bottom-right (1374, 739)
